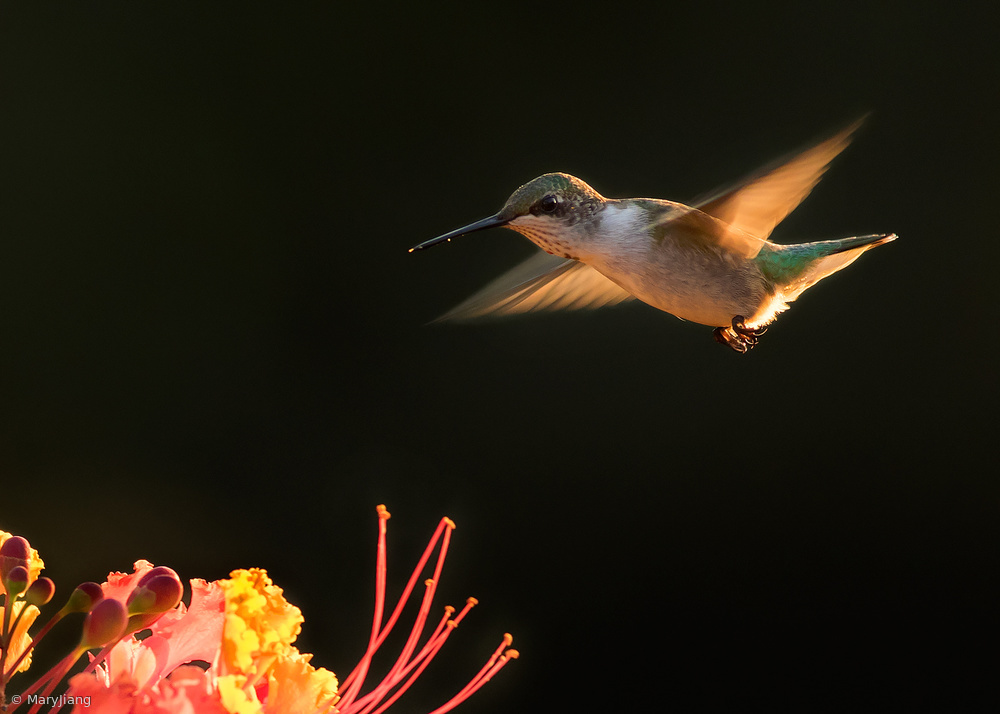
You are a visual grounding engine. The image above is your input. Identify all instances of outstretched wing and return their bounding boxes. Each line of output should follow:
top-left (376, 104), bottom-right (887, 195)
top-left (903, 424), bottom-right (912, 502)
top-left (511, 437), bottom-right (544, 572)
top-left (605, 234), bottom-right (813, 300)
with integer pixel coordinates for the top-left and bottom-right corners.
top-left (693, 116), bottom-right (867, 241)
top-left (434, 251), bottom-right (634, 322)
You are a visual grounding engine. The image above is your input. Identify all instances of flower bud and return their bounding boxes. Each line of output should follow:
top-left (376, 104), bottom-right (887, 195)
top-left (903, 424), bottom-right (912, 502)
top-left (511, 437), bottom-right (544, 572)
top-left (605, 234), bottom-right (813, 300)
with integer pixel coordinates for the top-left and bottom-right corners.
top-left (3, 564), bottom-right (29, 597)
top-left (80, 598), bottom-right (128, 649)
top-left (63, 582), bottom-right (105, 614)
top-left (0, 535), bottom-right (31, 581)
top-left (136, 566), bottom-right (181, 588)
top-left (127, 573), bottom-right (183, 616)
top-left (25, 576), bottom-right (56, 607)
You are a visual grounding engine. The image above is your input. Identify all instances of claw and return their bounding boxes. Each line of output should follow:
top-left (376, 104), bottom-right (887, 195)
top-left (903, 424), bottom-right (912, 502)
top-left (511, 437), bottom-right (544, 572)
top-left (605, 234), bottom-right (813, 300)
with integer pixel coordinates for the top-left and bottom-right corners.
top-left (714, 325), bottom-right (748, 353)
top-left (714, 315), bottom-right (767, 353)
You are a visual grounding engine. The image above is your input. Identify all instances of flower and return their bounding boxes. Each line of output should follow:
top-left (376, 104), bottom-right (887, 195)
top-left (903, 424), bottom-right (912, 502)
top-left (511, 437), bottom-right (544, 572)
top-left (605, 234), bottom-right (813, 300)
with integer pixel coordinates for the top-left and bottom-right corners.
top-left (218, 568), bottom-right (303, 678)
top-left (2, 507), bottom-right (517, 714)
top-left (214, 568), bottom-right (338, 713)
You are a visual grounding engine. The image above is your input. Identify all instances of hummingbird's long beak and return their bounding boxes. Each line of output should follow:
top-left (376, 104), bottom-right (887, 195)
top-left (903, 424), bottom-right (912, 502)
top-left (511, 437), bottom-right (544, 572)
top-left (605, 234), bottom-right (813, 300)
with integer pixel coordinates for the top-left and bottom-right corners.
top-left (409, 213), bottom-right (510, 252)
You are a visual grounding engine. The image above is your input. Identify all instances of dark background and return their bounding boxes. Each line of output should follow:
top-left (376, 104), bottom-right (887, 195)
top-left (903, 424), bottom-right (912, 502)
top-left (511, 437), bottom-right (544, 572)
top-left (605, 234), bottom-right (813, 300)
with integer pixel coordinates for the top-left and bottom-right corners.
top-left (1, 3), bottom-right (997, 710)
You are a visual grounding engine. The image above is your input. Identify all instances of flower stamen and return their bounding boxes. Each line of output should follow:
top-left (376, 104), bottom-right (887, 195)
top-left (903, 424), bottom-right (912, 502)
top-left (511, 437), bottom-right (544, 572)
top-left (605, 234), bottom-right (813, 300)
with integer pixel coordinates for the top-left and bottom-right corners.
top-left (334, 508), bottom-right (515, 714)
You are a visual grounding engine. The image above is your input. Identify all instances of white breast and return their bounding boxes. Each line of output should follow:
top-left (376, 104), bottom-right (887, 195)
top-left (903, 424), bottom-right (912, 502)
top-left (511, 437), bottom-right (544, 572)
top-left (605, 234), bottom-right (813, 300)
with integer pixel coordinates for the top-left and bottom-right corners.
top-left (585, 205), bottom-right (772, 327)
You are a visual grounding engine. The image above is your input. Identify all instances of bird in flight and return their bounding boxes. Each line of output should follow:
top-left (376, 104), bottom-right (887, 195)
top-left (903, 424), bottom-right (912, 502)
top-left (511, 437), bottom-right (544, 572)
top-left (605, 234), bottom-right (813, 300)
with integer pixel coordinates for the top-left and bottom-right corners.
top-left (411, 119), bottom-right (896, 353)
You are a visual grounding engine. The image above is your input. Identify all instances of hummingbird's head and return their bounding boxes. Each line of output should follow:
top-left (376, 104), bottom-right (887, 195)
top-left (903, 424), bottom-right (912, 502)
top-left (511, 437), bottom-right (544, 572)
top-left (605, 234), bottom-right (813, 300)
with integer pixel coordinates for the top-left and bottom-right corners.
top-left (496, 173), bottom-right (605, 224)
top-left (410, 173), bottom-right (606, 254)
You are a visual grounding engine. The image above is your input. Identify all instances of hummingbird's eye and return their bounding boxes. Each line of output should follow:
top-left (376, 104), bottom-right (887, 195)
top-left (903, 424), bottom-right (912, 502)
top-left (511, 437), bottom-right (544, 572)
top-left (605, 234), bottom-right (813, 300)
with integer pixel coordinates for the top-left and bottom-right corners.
top-left (539, 195), bottom-right (559, 213)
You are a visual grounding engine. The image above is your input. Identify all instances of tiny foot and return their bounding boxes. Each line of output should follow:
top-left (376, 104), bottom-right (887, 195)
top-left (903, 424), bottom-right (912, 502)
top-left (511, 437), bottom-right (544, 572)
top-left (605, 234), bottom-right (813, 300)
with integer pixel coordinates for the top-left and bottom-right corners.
top-left (714, 325), bottom-right (748, 353)
top-left (714, 315), bottom-right (767, 353)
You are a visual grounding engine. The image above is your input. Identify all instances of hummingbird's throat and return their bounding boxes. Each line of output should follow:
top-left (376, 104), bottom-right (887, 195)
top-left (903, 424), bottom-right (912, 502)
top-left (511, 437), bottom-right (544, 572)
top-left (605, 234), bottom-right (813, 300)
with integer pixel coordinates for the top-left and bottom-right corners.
top-left (509, 222), bottom-right (578, 260)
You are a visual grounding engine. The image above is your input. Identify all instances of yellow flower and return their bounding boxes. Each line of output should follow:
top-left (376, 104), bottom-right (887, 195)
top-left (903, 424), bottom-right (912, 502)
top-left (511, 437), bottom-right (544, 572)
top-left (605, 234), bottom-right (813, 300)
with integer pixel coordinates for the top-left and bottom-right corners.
top-left (216, 649), bottom-right (337, 714)
top-left (264, 648), bottom-right (339, 714)
top-left (218, 673), bottom-right (264, 714)
top-left (219, 568), bottom-right (303, 680)
top-left (0, 530), bottom-right (45, 595)
top-left (0, 600), bottom-right (40, 672)
top-left (215, 569), bottom-right (340, 713)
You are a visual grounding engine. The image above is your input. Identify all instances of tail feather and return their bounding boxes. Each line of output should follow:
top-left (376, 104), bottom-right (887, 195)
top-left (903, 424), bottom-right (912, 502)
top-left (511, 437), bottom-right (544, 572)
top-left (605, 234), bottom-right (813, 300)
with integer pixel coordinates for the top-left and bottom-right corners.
top-left (771, 233), bottom-right (897, 303)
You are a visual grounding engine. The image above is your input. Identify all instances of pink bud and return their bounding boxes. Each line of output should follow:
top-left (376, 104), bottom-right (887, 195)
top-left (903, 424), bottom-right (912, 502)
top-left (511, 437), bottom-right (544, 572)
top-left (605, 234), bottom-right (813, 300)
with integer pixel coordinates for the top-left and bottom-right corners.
top-left (64, 582), bottom-right (105, 614)
top-left (0, 535), bottom-right (31, 580)
top-left (127, 573), bottom-right (183, 616)
top-left (25, 576), bottom-right (56, 606)
top-left (0, 535), bottom-right (30, 559)
top-left (80, 598), bottom-right (128, 649)
top-left (136, 566), bottom-right (181, 588)
top-left (3, 564), bottom-right (29, 597)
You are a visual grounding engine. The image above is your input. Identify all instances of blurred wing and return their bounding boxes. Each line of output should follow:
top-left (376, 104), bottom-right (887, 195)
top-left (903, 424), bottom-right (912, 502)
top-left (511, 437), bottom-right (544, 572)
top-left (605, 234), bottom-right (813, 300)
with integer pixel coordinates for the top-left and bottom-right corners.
top-left (434, 251), bottom-right (635, 322)
top-left (650, 203), bottom-right (768, 260)
top-left (693, 116), bottom-right (867, 240)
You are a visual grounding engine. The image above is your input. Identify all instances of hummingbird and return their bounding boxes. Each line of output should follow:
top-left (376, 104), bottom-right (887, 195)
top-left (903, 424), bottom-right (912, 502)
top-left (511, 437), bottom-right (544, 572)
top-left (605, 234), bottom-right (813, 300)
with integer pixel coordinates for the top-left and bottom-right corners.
top-left (410, 119), bottom-right (896, 353)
